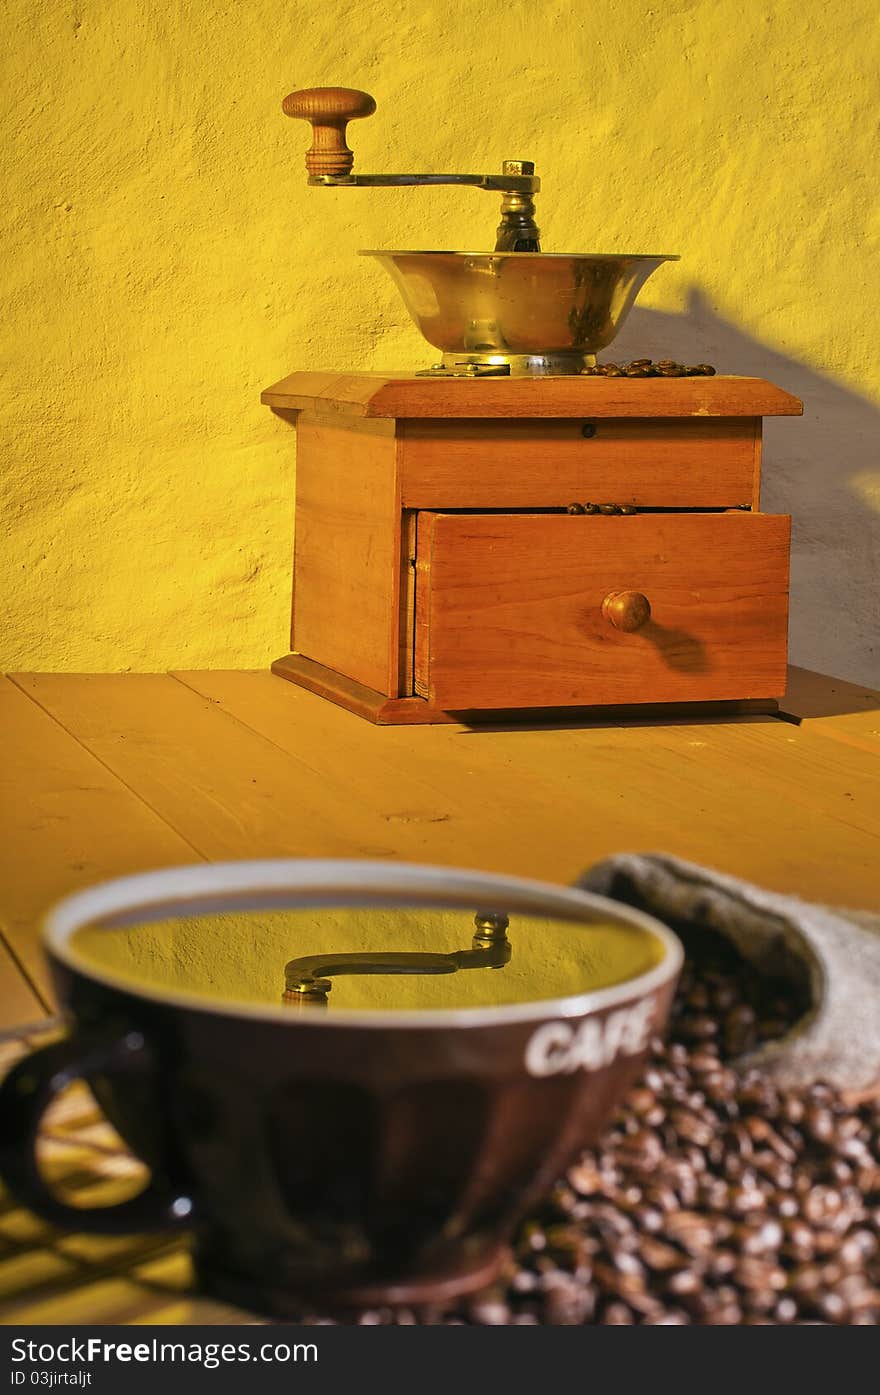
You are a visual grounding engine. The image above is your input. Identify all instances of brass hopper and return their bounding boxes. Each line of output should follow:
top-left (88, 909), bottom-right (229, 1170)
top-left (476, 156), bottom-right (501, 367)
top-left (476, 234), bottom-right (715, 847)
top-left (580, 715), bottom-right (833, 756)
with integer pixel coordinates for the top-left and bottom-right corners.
top-left (284, 87), bottom-right (678, 376)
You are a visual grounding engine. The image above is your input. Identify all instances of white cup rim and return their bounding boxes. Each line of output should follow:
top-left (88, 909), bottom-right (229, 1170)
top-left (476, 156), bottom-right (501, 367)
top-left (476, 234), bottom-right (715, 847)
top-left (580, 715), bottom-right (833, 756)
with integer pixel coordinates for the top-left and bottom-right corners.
top-left (44, 859), bottom-right (683, 1030)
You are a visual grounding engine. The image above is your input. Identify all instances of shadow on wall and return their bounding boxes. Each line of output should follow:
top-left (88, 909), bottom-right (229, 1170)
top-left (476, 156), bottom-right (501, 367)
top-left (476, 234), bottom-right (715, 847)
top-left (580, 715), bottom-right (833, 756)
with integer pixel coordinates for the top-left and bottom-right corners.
top-left (612, 290), bottom-right (879, 689)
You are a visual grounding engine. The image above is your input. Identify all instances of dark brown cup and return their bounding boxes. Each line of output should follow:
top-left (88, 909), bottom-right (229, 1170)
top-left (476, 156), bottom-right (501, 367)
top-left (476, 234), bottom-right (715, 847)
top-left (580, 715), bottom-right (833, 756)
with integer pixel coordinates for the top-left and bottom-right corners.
top-left (0, 860), bottom-right (682, 1313)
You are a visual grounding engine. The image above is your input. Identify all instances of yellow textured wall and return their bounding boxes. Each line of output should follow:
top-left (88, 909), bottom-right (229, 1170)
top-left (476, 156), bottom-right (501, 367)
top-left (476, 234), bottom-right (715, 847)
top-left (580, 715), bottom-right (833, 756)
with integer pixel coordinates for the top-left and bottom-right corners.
top-left (2, 0), bottom-right (878, 681)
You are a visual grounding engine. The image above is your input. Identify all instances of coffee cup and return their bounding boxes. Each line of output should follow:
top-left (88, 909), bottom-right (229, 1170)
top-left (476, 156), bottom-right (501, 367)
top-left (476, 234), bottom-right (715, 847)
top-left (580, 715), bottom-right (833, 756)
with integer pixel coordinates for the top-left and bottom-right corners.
top-left (0, 859), bottom-right (681, 1312)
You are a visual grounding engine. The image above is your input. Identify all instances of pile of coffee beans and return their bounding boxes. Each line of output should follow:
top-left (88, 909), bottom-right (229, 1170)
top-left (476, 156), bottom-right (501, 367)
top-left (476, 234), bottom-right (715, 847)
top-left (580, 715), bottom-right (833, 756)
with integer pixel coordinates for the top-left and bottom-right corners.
top-left (582, 359), bottom-right (716, 377)
top-left (335, 931), bottom-right (879, 1325)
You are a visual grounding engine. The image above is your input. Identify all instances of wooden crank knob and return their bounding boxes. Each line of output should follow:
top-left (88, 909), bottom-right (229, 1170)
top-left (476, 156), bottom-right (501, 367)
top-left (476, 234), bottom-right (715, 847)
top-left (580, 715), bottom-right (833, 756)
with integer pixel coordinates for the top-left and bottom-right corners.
top-left (282, 87), bottom-right (377, 177)
top-left (602, 590), bottom-right (652, 632)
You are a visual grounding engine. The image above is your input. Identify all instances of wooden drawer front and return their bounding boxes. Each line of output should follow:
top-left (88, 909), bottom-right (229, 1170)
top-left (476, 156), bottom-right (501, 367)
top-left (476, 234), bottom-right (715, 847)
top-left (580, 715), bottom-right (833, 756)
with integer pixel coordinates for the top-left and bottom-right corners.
top-left (414, 512), bottom-right (790, 708)
top-left (399, 418), bottom-right (759, 510)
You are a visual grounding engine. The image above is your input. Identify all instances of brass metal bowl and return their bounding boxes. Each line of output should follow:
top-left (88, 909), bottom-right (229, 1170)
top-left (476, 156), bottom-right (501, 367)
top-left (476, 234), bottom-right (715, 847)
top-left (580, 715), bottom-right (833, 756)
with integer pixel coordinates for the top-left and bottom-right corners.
top-left (362, 250), bottom-right (679, 374)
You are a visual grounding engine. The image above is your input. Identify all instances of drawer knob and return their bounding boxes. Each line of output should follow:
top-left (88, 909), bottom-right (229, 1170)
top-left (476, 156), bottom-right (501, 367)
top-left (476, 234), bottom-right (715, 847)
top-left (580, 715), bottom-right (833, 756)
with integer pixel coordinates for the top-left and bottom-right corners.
top-left (602, 590), bottom-right (652, 632)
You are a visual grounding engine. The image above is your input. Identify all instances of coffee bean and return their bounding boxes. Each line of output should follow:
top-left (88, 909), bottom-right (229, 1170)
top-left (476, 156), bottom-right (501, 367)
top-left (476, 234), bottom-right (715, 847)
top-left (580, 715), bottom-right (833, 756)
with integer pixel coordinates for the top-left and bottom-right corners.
top-left (736, 1256), bottom-right (787, 1291)
top-left (517, 1222), bottom-right (547, 1255)
top-left (724, 1004), bottom-right (757, 1055)
top-left (663, 1211), bottom-right (715, 1254)
top-left (669, 1109), bottom-right (715, 1148)
top-left (805, 1187), bottom-right (845, 1225)
top-left (728, 1181), bottom-right (765, 1212)
top-left (818, 1292), bottom-right (850, 1323)
top-left (774, 1296), bottom-right (799, 1323)
top-left (739, 1218), bottom-right (785, 1255)
top-left (703, 1067), bottom-right (739, 1104)
top-left (627, 1086), bottom-right (656, 1115)
top-left (782, 1095), bottom-right (805, 1124)
top-left (567, 1162), bottom-right (602, 1196)
top-left (679, 1014), bottom-right (719, 1043)
top-left (764, 1125), bottom-right (799, 1164)
top-left (840, 1137), bottom-right (873, 1165)
top-left (468, 1291), bottom-right (511, 1325)
top-left (837, 1115), bottom-right (867, 1142)
top-left (632, 1205), bottom-right (664, 1233)
top-left (600, 1301), bottom-right (635, 1324)
top-left (686, 982), bottom-right (711, 1011)
top-left (640, 1237), bottom-right (685, 1271)
top-left (814, 1226), bottom-right (847, 1255)
top-left (665, 1268), bottom-right (703, 1296)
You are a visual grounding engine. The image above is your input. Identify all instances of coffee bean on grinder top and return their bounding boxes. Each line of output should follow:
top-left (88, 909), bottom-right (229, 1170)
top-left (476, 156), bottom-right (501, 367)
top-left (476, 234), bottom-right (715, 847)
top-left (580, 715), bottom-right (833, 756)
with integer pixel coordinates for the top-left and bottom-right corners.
top-left (582, 360), bottom-right (717, 377)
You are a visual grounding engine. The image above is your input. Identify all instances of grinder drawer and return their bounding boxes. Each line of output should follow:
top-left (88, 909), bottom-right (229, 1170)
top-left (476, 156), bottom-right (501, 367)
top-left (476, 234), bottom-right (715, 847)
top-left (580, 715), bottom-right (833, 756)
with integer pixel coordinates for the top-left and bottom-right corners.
top-left (413, 511), bottom-right (790, 709)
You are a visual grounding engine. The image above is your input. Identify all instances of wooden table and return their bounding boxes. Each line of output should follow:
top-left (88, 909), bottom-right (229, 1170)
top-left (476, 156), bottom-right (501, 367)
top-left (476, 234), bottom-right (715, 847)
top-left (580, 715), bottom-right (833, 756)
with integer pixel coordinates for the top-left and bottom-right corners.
top-left (1, 665), bottom-right (878, 1322)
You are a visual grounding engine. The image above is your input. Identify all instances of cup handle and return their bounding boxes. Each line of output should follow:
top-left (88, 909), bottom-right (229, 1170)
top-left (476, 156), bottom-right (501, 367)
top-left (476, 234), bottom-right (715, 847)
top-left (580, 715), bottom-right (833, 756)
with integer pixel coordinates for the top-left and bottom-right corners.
top-left (0, 1031), bottom-right (195, 1233)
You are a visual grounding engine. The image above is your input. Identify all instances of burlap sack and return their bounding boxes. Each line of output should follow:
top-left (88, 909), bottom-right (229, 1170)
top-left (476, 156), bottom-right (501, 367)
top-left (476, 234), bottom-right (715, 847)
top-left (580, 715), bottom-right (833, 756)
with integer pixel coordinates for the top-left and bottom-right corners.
top-left (579, 853), bottom-right (880, 1100)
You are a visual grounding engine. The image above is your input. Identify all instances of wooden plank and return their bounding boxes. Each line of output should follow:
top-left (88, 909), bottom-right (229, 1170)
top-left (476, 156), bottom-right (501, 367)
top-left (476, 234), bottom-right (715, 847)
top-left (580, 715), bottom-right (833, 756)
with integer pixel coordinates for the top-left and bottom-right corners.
top-left (175, 671), bottom-right (880, 913)
top-left (0, 1247), bottom-right (82, 1307)
top-left (0, 941), bottom-right (43, 1031)
top-left (183, 666), bottom-right (729, 830)
top-left (415, 512), bottom-right (790, 708)
top-left (779, 666), bottom-right (880, 755)
top-left (293, 413), bottom-right (401, 695)
top-left (399, 418), bottom-right (758, 509)
top-left (11, 673), bottom-right (408, 868)
top-left (129, 1251), bottom-right (260, 1323)
top-left (0, 677), bottom-right (201, 1009)
top-left (0, 1269), bottom-right (252, 1325)
top-left (262, 373), bottom-right (804, 420)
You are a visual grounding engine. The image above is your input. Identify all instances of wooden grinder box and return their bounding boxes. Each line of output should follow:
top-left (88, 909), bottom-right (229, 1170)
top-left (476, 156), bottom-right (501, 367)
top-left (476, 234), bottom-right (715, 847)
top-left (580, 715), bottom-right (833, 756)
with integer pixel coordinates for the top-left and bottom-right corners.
top-left (263, 372), bottom-right (803, 724)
